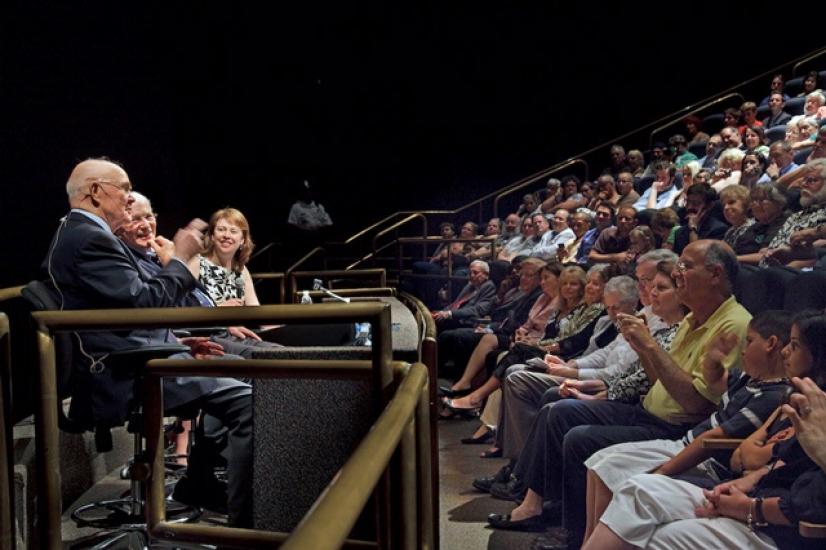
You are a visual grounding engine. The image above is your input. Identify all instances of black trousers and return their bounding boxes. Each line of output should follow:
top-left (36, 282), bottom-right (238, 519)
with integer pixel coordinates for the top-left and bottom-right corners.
top-left (172, 384), bottom-right (253, 527)
top-left (514, 399), bottom-right (686, 547)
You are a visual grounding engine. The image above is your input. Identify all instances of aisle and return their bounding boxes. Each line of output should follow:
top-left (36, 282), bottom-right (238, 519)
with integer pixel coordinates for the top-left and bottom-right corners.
top-left (438, 417), bottom-right (550, 549)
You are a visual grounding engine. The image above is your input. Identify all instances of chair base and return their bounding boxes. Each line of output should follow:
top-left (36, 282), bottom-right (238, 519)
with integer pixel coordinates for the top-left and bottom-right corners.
top-left (71, 497), bottom-right (202, 530)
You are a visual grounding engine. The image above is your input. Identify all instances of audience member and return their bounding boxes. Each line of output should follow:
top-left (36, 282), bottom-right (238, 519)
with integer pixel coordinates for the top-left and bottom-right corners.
top-left (671, 184), bottom-right (728, 255)
top-left (758, 73), bottom-right (790, 107)
top-left (684, 115), bottom-right (709, 145)
top-left (626, 149), bottom-right (646, 177)
top-left (762, 91), bottom-right (792, 128)
top-left (759, 140), bottom-right (800, 184)
top-left (670, 134), bottom-right (698, 168)
top-left (636, 161), bottom-right (680, 210)
top-left (743, 125), bottom-right (770, 157)
top-left (737, 101), bottom-right (762, 135)
top-left (588, 206), bottom-right (637, 263)
top-left (602, 144), bottom-right (630, 179)
top-left (739, 150), bottom-right (768, 188)
top-left (615, 171), bottom-right (640, 208)
top-left (698, 133), bottom-right (724, 171)
top-left (431, 260), bottom-right (497, 329)
top-left (557, 210), bottom-right (594, 264)
top-left (711, 148), bottom-right (744, 192)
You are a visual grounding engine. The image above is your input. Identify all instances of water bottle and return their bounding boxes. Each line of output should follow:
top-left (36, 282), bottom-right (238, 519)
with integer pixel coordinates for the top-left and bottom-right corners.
top-left (300, 290), bottom-right (313, 304)
top-left (354, 322), bottom-right (372, 347)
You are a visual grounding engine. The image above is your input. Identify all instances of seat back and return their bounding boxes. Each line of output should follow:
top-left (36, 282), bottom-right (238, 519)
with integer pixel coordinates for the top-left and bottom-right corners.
top-left (765, 125), bottom-right (787, 144)
top-left (20, 281), bottom-right (85, 432)
top-left (785, 97), bottom-right (806, 116)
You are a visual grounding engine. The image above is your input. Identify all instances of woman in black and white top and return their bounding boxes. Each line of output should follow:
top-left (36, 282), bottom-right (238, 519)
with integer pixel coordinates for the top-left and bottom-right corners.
top-left (191, 207), bottom-right (261, 306)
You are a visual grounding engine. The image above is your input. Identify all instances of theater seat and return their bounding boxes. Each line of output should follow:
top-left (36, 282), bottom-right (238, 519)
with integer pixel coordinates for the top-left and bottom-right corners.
top-left (702, 113), bottom-right (724, 135)
top-left (688, 141), bottom-right (707, 158)
top-left (795, 148), bottom-right (813, 165)
top-left (765, 125), bottom-right (787, 144)
top-left (785, 97), bottom-right (806, 116)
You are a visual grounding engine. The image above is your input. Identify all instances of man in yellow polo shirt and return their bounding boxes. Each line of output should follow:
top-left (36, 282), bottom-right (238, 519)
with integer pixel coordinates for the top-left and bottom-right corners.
top-left (486, 241), bottom-right (751, 550)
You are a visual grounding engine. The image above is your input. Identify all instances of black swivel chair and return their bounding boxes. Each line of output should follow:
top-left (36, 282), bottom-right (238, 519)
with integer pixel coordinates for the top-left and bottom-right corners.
top-left (20, 281), bottom-right (202, 548)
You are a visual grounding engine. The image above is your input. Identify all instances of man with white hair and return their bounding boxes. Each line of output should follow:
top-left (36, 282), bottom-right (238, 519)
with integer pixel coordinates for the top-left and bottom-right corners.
top-left (763, 159), bottom-right (826, 267)
top-left (431, 260), bottom-right (497, 328)
top-left (45, 158), bottom-right (254, 526)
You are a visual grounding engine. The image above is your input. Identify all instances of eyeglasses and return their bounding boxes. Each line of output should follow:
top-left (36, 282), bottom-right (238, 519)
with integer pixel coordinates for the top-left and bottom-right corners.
top-left (802, 176), bottom-right (824, 187)
top-left (94, 179), bottom-right (133, 194)
top-left (676, 261), bottom-right (689, 273)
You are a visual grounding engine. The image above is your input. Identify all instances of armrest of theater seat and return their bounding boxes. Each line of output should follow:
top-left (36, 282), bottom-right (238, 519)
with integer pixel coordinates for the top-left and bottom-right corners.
top-left (800, 521), bottom-right (826, 538)
top-left (700, 438), bottom-right (744, 450)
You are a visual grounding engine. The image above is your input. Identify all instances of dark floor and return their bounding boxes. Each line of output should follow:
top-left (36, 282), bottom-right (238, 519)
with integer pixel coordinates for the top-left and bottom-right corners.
top-left (437, 416), bottom-right (557, 550)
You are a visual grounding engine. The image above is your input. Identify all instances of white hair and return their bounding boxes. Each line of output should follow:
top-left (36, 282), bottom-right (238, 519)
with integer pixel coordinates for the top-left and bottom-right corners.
top-left (470, 260), bottom-right (490, 274)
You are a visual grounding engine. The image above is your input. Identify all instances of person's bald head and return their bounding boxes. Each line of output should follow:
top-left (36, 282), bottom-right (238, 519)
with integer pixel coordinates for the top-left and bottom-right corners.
top-left (66, 158), bottom-right (134, 232)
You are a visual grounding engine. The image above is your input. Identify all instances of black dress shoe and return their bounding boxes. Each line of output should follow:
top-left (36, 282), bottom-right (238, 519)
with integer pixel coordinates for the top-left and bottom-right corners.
top-left (471, 463), bottom-right (512, 493)
top-left (490, 476), bottom-right (525, 501)
top-left (487, 512), bottom-right (546, 531)
top-left (171, 474), bottom-right (228, 515)
top-left (438, 385), bottom-right (472, 398)
top-left (461, 427), bottom-right (494, 444)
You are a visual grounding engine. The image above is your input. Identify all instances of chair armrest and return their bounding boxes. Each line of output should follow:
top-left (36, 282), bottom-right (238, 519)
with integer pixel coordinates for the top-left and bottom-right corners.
top-left (701, 438), bottom-right (744, 450)
top-left (172, 327), bottom-right (228, 337)
top-left (800, 521), bottom-right (826, 538)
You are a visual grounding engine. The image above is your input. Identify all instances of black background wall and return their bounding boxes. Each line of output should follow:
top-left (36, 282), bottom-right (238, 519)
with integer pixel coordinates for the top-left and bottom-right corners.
top-left (1, 3), bottom-right (823, 286)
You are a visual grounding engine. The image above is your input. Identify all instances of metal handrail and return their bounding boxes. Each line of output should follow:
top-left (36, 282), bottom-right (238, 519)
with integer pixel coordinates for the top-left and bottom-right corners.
top-left (396, 291), bottom-right (439, 549)
top-left (371, 213), bottom-right (428, 257)
top-left (0, 286), bottom-right (23, 303)
top-left (492, 158), bottom-right (588, 217)
top-left (250, 271), bottom-right (286, 304)
top-left (0, 314), bottom-right (12, 550)
top-left (30, 303), bottom-right (397, 549)
top-left (285, 246), bottom-right (326, 288)
top-left (648, 92), bottom-right (744, 145)
top-left (793, 46), bottom-right (826, 76)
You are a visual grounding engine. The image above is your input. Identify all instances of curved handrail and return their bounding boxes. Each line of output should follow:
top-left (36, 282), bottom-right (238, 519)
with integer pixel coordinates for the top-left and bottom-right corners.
top-left (793, 46), bottom-right (826, 76)
top-left (648, 92), bottom-right (744, 145)
top-left (288, 268), bottom-right (387, 301)
top-left (284, 247), bottom-right (326, 301)
top-left (492, 157), bottom-right (588, 217)
top-left (371, 212), bottom-right (428, 258)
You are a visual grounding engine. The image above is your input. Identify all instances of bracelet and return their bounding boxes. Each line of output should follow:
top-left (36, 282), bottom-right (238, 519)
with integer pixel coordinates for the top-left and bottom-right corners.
top-left (754, 496), bottom-right (769, 528)
top-left (747, 498), bottom-right (756, 531)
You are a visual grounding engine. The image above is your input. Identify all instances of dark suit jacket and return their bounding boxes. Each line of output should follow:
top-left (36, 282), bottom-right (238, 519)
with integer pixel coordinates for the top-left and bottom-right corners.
top-left (762, 111), bottom-right (792, 129)
top-left (43, 211), bottom-right (223, 426)
top-left (450, 279), bottom-right (497, 322)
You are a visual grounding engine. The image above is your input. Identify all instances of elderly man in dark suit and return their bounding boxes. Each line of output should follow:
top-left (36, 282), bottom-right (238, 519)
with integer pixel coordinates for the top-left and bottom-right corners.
top-left (43, 158), bottom-right (253, 526)
top-left (431, 260), bottom-right (497, 330)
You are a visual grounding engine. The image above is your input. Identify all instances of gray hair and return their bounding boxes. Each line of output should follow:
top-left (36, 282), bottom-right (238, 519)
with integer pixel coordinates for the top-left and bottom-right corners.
top-left (807, 91), bottom-right (826, 106)
top-left (809, 159), bottom-right (826, 182)
top-left (704, 241), bottom-right (738, 294)
top-left (130, 191), bottom-right (152, 211)
top-left (604, 275), bottom-right (640, 308)
top-left (750, 183), bottom-right (788, 209)
top-left (638, 249), bottom-right (678, 265)
top-left (469, 260), bottom-right (490, 274)
top-left (586, 263), bottom-right (611, 281)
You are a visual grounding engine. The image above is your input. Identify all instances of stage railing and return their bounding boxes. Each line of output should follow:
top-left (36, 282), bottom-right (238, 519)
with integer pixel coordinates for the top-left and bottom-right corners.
top-left (30, 303), bottom-right (433, 549)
